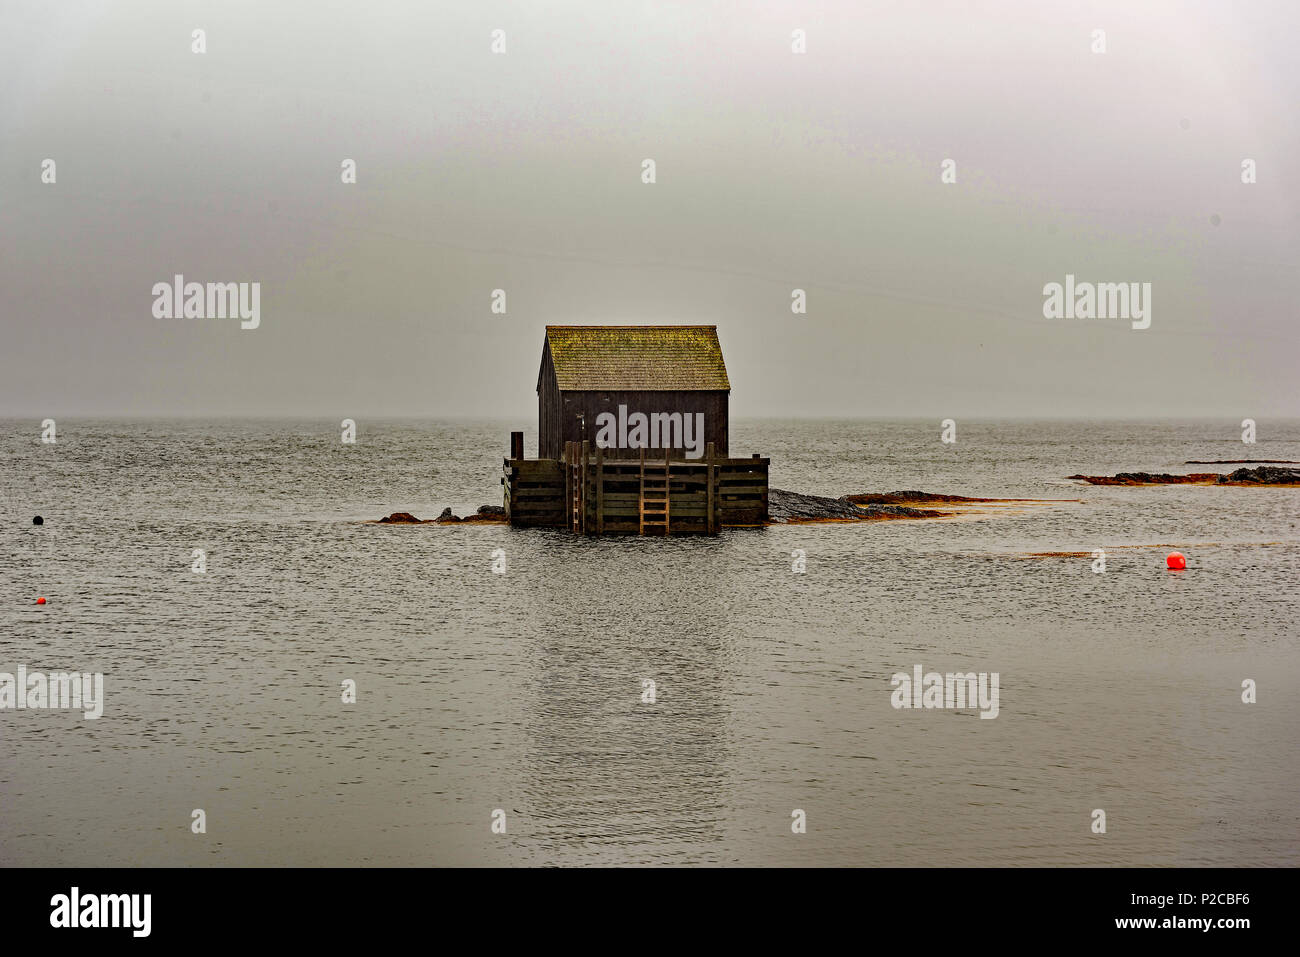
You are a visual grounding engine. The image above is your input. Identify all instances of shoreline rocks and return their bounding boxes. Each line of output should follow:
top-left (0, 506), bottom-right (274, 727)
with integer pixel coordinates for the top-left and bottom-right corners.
top-left (1068, 465), bottom-right (1300, 486)
top-left (438, 505), bottom-right (508, 524)
top-left (1221, 466), bottom-right (1300, 484)
top-left (843, 490), bottom-right (998, 505)
top-left (1067, 472), bottom-right (1219, 486)
top-left (768, 488), bottom-right (948, 523)
top-left (376, 505), bottom-right (508, 525)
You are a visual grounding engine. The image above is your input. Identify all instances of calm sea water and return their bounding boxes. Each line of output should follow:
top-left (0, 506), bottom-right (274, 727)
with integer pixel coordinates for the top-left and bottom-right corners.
top-left (1, 418), bottom-right (1297, 866)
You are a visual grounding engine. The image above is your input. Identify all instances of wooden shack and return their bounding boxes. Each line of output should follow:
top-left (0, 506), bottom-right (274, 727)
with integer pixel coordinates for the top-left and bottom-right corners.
top-left (537, 325), bottom-right (730, 460)
top-left (504, 325), bottom-right (767, 535)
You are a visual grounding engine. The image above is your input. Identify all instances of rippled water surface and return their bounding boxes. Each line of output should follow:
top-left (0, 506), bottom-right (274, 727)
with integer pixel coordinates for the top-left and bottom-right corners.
top-left (1, 418), bottom-right (1297, 866)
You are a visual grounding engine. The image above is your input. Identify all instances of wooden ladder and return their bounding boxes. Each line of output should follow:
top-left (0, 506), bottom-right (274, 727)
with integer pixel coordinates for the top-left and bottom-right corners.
top-left (569, 442), bottom-right (586, 533)
top-left (639, 449), bottom-right (671, 536)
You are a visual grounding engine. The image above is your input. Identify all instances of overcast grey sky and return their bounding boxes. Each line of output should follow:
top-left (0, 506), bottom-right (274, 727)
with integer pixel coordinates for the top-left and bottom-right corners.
top-left (1, 0), bottom-right (1296, 418)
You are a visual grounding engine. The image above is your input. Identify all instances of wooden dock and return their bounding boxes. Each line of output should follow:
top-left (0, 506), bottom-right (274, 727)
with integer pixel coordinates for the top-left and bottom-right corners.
top-left (503, 440), bottom-right (768, 535)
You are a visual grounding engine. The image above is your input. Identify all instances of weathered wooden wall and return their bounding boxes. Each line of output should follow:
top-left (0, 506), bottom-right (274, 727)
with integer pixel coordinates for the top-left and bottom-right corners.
top-left (538, 388), bottom-right (729, 460)
top-left (502, 458), bottom-right (566, 527)
top-left (536, 341), bottom-right (565, 460)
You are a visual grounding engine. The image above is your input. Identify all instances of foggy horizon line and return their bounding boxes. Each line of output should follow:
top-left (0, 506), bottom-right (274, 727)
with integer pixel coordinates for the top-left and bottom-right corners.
top-left (3, 412), bottom-right (1297, 423)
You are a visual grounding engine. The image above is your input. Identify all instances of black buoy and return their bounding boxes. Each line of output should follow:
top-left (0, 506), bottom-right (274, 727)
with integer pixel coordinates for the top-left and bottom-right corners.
top-left (33, 516), bottom-right (43, 525)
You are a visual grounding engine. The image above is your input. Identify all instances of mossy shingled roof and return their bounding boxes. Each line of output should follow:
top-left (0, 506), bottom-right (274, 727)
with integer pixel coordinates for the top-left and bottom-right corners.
top-left (544, 325), bottom-right (731, 392)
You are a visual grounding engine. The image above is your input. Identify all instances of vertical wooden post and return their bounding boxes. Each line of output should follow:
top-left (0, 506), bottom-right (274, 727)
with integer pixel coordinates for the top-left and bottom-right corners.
top-left (664, 449), bottom-right (671, 536)
top-left (581, 439), bottom-right (590, 535)
top-left (705, 441), bottom-right (716, 534)
top-left (595, 444), bottom-right (604, 535)
top-left (510, 431), bottom-right (524, 461)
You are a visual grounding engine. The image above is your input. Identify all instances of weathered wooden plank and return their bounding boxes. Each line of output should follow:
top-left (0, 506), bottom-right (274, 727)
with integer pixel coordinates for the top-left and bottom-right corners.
top-left (596, 445), bottom-right (604, 534)
top-left (706, 442), bottom-right (715, 534)
top-left (582, 439), bottom-right (591, 535)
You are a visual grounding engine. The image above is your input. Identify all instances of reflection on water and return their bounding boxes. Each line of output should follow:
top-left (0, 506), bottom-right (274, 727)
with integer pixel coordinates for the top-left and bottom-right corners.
top-left (1, 419), bottom-right (1297, 865)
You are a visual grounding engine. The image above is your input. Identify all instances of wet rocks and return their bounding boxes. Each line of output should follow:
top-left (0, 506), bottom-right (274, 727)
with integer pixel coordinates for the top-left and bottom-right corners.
top-left (1067, 472), bottom-right (1218, 485)
top-left (376, 506), bottom-right (508, 525)
top-left (844, 490), bottom-right (993, 505)
top-left (1219, 466), bottom-right (1300, 485)
top-left (436, 505), bottom-right (508, 523)
top-left (768, 488), bottom-right (946, 523)
top-left (467, 505), bottom-right (507, 522)
top-left (769, 489), bottom-right (864, 521)
top-left (1068, 466), bottom-right (1300, 486)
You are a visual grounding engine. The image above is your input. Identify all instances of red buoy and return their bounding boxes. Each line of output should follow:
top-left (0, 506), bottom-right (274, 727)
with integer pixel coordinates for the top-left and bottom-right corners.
top-left (1166, 552), bottom-right (1186, 570)
top-left (36, 596), bottom-right (47, 605)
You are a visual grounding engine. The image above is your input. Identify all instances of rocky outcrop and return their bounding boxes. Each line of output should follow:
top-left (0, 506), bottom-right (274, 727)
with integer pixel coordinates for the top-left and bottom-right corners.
top-left (769, 488), bottom-right (946, 523)
top-left (436, 505), bottom-right (508, 524)
top-left (844, 490), bottom-right (996, 505)
top-left (376, 505), bottom-right (508, 525)
top-left (1067, 472), bottom-right (1219, 485)
top-left (1220, 466), bottom-right (1300, 485)
top-left (1069, 466), bottom-right (1300, 486)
